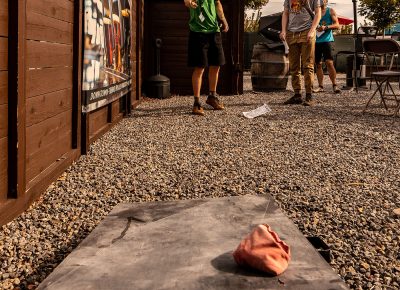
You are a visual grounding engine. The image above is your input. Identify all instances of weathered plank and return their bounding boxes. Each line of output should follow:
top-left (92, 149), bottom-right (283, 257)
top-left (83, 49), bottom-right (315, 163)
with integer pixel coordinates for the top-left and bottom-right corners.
top-left (26, 88), bottom-right (72, 126)
top-left (27, 40), bottom-right (72, 69)
top-left (0, 137), bottom-right (7, 202)
top-left (26, 130), bottom-right (72, 183)
top-left (112, 100), bottom-right (121, 122)
top-left (0, 71), bottom-right (7, 105)
top-left (0, 1), bottom-right (8, 37)
top-left (26, 109), bottom-right (72, 158)
top-left (89, 107), bottom-right (108, 138)
top-left (26, 11), bottom-right (73, 44)
top-left (27, 0), bottom-right (74, 23)
top-left (0, 103), bottom-right (7, 138)
top-left (0, 37), bottom-right (7, 71)
top-left (26, 67), bottom-right (72, 98)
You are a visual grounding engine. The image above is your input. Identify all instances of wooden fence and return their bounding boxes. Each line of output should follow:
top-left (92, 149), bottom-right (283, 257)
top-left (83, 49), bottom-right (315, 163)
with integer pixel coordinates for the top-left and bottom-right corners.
top-left (0, 0), bottom-right (144, 225)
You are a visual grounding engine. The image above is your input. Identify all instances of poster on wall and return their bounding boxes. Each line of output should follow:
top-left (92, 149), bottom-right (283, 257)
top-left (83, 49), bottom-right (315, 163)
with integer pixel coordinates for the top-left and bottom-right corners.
top-left (82, 0), bottom-right (132, 113)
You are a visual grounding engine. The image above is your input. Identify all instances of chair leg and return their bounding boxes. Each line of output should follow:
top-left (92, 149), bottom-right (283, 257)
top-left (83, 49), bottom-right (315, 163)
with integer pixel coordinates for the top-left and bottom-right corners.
top-left (363, 82), bottom-right (381, 113)
top-left (380, 79), bottom-right (389, 110)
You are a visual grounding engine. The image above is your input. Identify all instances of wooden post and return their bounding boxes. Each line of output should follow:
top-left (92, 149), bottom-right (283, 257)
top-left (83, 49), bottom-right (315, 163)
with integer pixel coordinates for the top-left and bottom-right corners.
top-left (8, 0), bottom-right (26, 199)
top-left (73, 0), bottom-right (83, 150)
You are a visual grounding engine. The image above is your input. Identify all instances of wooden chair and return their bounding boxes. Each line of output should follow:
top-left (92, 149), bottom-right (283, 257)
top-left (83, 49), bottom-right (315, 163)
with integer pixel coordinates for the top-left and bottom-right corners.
top-left (362, 39), bottom-right (400, 116)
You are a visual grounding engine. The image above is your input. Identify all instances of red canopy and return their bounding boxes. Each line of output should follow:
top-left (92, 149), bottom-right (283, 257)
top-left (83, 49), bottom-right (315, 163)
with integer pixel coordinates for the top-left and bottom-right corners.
top-left (337, 16), bottom-right (354, 26)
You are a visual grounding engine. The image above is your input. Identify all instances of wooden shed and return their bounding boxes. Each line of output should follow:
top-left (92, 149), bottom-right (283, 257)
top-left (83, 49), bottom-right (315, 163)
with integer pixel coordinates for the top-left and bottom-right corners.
top-left (0, 0), bottom-right (144, 225)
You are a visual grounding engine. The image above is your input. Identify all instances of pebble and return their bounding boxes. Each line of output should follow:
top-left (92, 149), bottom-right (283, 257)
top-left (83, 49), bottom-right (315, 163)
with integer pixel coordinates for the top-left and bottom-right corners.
top-left (1, 74), bottom-right (400, 290)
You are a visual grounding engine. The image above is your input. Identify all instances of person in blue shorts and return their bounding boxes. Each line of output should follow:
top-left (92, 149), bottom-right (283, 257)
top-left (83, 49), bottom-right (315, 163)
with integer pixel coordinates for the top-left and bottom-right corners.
top-left (313, 0), bottom-right (341, 94)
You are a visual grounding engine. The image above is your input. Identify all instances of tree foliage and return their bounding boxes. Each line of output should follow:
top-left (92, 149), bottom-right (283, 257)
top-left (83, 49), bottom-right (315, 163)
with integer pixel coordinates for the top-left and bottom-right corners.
top-left (359, 0), bottom-right (400, 33)
top-left (244, 0), bottom-right (269, 10)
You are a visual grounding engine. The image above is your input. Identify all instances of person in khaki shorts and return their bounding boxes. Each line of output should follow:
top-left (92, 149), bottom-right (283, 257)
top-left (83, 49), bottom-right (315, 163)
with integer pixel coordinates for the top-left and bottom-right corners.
top-left (280, 0), bottom-right (321, 106)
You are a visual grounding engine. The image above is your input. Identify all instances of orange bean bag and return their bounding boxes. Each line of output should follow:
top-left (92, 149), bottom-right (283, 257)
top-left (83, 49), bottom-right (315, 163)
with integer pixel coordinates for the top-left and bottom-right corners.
top-left (233, 224), bottom-right (291, 276)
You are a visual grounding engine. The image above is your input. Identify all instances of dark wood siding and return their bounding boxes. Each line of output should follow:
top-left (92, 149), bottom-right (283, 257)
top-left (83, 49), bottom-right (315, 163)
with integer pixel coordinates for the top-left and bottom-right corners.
top-left (0, 1), bottom-right (7, 203)
top-left (144, 0), bottom-right (243, 96)
top-left (25, 0), bottom-right (74, 185)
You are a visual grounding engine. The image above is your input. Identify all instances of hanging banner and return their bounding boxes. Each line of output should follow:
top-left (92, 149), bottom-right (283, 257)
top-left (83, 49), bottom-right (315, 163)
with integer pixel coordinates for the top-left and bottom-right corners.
top-left (82, 0), bottom-right (132, 113)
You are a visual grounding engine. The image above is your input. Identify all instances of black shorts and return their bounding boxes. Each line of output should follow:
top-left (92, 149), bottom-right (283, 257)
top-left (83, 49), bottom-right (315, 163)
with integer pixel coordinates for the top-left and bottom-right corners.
top-left (187, 31), bottom-right (225, 67)
top-left (315, 42), bottom-right (334, 63)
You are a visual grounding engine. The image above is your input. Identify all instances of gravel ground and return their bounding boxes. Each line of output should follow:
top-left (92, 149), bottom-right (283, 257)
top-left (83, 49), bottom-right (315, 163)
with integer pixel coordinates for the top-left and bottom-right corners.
top-left (1, 74), bottom-right (400, 290)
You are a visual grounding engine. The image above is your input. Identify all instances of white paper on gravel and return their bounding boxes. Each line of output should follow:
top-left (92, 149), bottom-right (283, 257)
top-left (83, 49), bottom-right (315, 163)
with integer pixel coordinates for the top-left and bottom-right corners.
top-left (242, 104), bottom-right (272, 119)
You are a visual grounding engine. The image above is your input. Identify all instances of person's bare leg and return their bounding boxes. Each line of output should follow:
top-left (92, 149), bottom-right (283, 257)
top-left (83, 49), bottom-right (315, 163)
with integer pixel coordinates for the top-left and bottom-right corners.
top-left (208, 66), bottom-right (220, 93)
top-left (206, 66), bottom-right (224, 109)
top-left (316, 62), bottom-right (324, 88)
top-left (326, 59), bottom-right (340, 93)
top-left (192, 67), bottom-right (205, 115)
top-left (192, 67), bottom-right (205, 98)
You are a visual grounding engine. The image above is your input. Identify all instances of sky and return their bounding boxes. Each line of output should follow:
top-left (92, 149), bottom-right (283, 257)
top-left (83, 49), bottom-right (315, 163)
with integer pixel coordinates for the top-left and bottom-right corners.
top-left (250, 0), bottom-right (366, 25)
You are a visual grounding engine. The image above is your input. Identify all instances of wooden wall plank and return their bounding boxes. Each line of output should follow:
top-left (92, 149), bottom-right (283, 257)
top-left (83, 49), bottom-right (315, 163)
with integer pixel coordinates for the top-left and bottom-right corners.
top-left (0, 1), bottom-right (8, 37)
top-left (89, 107), bottom-right (108, 138)
top-left (27, 0), bottom-right (74, 23)
top-left (26, 109), bottom-right (72, 158)
top-left (26, 67), bottom-right (72, 98)
top-left (26, 130), bottom-right (72, 183)
top-left (27, 40), bottom-right (73, 69)
top-left (0, 103), bottom-right (7, 138)
top-left (26, 88), bottom-right (72, 126)
top-left (0, 37), bottom-right (7, 71)
top-left (0, 137), bottom-right (7, 202)
top-left (0, 71), bottom-right (7, 105)
top-left (26, 11), bottom-right (73, 44)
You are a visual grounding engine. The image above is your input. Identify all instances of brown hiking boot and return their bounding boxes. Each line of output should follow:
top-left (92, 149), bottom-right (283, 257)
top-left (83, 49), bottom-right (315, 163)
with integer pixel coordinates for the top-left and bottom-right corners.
top-left (303, 94), bottom-right (316, 106)
top-left (192, 102), bottom-right (205, 116)
top-left (206, 95), bottom-right (224, 110)
top-left (283, 94), bottom-right (303, 105)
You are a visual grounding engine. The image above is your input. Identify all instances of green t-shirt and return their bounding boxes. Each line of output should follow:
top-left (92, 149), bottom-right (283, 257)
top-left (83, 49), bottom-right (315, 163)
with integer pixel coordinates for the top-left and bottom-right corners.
top-left (189, 0), bottom-right (220, 33)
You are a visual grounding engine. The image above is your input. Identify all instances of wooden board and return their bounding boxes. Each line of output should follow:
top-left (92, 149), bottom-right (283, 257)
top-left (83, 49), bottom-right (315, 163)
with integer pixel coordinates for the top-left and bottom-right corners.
top-left (0, 137), bottom-right (6, 201)
top-left (26, 11), bottom-right (73, 44)
top-left (27, 40), bottom-right (73, 69)
top-left (26, 67), bottom-right (73, 98)
top-left (0, 103), bottom-right (7, 138)
top-left (26, 109), bottom-right (72, 159)
top-left (89, 106), bottom-right (109, 138)
top-left (27, 0), bottom-right (74, 23)
top-left (26, 130), bottom-right (72, 188)
top-left (0, 137), bottom-right (7, 202)
top-left (0, 1), bottom-right (8, 37)
top-left (0, 37), bottom-right (7, 71)
top-left (26, 111), bottom-right (72, 183)
top-left (26, 88), bottom-right (72, 126)
top-left (0, 71), bottom-right (7, 105)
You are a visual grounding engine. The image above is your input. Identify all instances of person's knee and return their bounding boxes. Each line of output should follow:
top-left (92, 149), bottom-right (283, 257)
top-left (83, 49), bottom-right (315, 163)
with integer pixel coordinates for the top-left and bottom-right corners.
top-left (193, 67), bottom-right (205, 77)
top-left (325, 59), bottom-right (335, 69)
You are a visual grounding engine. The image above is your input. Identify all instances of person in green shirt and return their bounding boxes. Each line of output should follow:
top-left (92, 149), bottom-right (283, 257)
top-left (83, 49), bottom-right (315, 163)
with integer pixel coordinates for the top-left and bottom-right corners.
top-left (184, 0), bottom-right (229, 116)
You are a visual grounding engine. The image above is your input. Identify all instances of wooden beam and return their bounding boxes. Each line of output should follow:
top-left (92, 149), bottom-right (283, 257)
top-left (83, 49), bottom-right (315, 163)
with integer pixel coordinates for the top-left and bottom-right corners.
top-left (8, 0), bottom-right (26, 199)
top-left (72, 0), bottom-right (83, 149)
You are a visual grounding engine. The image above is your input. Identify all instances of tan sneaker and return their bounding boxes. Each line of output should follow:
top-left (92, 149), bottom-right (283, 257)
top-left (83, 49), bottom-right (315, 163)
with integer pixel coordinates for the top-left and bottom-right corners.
top-left (192, 102), bottom-right (205, 116)
top-left (303, 94), bottom-right (316, 106)
top-left (312, 86), bottom-right (325, 93)
top-left (333, 85), bottom-right (341, 94)
top-left (206, 95), bottom-right (224, 110)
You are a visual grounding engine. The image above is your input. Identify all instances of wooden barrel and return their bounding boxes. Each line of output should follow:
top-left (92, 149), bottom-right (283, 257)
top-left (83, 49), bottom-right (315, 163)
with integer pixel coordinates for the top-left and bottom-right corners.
top-left (251, 43), bottom-right (289, 91)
